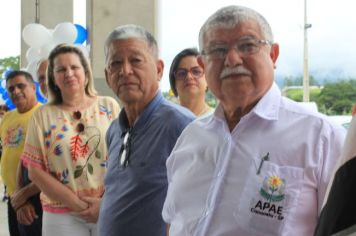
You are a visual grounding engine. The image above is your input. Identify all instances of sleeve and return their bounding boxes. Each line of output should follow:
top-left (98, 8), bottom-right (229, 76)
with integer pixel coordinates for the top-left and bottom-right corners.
top-left (110, 98), bottom-right (120, 118)
top-left (162, 150), bottom-right (176, 224)
top-left (317, 123), bottom-right (346, 213)
top-left (162, 126), bottom-right (190, 224)
top-left (21, 111), bottom-right (47, 170)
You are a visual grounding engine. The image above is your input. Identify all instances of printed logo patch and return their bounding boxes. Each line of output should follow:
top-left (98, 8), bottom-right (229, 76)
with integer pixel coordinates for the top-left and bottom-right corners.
top-left (260, 175), bottom-right (285, 202)
top-left (250, 175), bottom-right (286, 221)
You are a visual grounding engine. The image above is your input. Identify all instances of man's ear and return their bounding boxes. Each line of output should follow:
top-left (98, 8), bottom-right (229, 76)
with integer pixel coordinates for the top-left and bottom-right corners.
top-left (31, 82), bottom-right (36, 92)
top-left (197, 55), bottom-right (205, 70)
top-left (270, 43), bottom-right (279, 69)
top-left (156, 59), bottom-right (164, 82)
top-left (104, 68), bottom-right (111, 88)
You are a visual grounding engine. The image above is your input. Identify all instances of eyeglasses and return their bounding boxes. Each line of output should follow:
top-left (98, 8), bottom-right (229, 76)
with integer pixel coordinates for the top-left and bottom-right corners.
top-left (7, 83), bottom-right (28, 93)
top-left (202, 37), bottom-right (272, 60)
top-left (73, 111), bottom-right (85, 133)
top-left (119, 128), bottom-right (132, 167)
top-left (174, 67), bottom-right (204, 80)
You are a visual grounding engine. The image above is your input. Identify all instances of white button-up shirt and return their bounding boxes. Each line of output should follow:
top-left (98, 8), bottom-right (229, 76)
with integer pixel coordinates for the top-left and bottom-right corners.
top-left (162, 83), bottom-right (346, 236)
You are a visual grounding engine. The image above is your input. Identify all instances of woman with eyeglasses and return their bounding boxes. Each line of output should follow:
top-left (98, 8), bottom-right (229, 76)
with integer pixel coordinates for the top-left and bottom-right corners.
top-left (21, 44), bottom-right (120, 236)
top-left (169, 48), bottom-right (213, 116)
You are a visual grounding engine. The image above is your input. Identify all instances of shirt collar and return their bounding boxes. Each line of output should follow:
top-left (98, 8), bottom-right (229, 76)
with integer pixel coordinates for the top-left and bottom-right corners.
top-left (118, 90), bottom-right (163, 132)
top-left (213, 82), bottom-right (281, 123)
top-left (252, 82), bottom-right (281, 121)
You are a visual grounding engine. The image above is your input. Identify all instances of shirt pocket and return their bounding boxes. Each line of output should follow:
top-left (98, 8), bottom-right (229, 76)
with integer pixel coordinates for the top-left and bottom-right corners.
top-left (234, 158), bottom-right (304, 236)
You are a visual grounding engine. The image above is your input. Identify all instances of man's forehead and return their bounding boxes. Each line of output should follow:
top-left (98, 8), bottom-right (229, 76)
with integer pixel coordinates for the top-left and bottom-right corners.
top-left (203, 20), bottom-right (262, 43)
top-left (7, 76), bottom-right (28, 85)
top-left (109, 38), bottom-right (149, 51)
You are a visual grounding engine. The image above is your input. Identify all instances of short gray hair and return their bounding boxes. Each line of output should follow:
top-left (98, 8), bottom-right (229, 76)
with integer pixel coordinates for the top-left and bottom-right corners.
top-left (104, 24), bottom-right (159, 63)
top-left (199, 5), bottom-right (274, 51)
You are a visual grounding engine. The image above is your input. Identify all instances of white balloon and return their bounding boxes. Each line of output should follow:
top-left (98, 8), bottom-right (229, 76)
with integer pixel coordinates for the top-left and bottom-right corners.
top-left (76, 44), bottom-right (90, 59)
top-left (39, 42), bottom-right (56, 59)
top-left (53, 22), bottom-right (77, 44)
top-left (25, 61), bottom-right (38, 80)
top-left (22, 23), bottom-right (52, 48)
top-left (26, 47), bottom-right (41, 63)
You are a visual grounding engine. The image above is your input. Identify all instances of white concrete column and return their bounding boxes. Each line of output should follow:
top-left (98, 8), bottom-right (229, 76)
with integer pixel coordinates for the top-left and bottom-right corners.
top-left (21, 0), bottom-right (73, 67)
top-left (86, 0), bottom-right (158, 96)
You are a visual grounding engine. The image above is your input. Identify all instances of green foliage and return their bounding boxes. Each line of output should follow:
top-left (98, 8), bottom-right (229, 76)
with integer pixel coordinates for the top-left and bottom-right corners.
top-left (0, 56), bottom-right (20, 77)
top-left (285, 87), bottom-right (321, 102)
top-left (316, 80), bottom-right (356, 115)
top-left (284, 80), bottom-right (356, 115)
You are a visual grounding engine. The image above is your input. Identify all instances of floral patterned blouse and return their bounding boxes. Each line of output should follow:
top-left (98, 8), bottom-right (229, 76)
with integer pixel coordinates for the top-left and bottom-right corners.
top-left (22, 96), bottom-right (120, 213)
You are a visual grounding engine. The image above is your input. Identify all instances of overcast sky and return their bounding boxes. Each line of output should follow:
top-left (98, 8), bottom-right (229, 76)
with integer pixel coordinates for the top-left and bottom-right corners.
top-left (1, 0), bottom-right (355, 92)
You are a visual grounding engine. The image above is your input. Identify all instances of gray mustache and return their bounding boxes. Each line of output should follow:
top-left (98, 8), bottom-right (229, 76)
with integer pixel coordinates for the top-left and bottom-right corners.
top-left (220, 67), bottom-right (252, 80)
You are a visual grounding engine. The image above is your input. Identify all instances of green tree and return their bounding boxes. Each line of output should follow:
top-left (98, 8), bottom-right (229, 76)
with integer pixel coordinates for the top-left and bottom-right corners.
top-left (316, 80), bottom-right (356, 115)
top-left (285, 87), bottom-right (321, 102)
top-left (0, 56), bottom-right (20, 77)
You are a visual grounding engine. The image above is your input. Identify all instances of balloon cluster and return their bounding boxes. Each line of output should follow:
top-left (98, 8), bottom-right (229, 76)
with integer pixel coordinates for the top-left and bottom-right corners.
top-left (23, 22), bottom-right (89, 78)
top-left (0, 22), bottom-right (88, 110)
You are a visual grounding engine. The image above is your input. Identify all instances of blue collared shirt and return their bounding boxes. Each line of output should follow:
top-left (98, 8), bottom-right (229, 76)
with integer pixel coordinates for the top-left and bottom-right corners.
top-left (98, 91), bottom-right (195, 236)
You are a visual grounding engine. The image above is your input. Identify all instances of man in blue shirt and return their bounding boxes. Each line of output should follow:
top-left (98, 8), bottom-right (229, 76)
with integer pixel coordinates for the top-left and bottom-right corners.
top-left (98, 24), bottom-right (195, 236)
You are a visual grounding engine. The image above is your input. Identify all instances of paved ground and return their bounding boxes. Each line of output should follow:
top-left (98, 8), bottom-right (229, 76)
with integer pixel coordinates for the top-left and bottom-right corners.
top-left (0, 182), bottom-right (9, 236)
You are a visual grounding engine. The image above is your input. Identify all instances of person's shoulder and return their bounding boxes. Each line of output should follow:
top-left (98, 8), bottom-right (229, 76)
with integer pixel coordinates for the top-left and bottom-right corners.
top-left (280, 97), bottom-right (325, 119)
top-left (160, 99), bottom-right (195, 119)
top-left (281, 97), bottom-right (346, 133)
top-left (97, 96), bottom-right (120, 117)
top-left (32, 104), bottom-right (56, 117)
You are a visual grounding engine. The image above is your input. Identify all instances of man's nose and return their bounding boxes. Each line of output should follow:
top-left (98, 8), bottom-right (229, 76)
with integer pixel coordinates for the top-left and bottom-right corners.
top-left (224, 47), bottom-right (243, 68)
top-left (12, 86), bottom-right (21, 94)
top-left (121, 62), bottom-right (133, 76)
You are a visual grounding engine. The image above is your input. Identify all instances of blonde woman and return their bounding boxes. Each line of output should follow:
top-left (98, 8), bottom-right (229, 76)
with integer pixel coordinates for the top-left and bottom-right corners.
top-left (22, 44), bottom-right (120, 236)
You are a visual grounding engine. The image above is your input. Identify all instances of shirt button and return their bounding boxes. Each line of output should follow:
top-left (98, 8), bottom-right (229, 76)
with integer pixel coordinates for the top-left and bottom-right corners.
top-left (205, 210), bottom-right (209, 216)
top-left (217, 171), bottom-right (222, 178)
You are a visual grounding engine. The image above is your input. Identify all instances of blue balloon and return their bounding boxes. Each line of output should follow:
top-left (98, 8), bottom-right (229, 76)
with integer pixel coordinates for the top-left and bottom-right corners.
top-left (2, 68), bottom-right (13, 80)
top-left (35, 82), bottom-right (47, 104)
top-left (5, 100), bottom-right (15, 110)
top-left (2, 92), bottom-right (9, 100)
top-left (74, 24), bottom-right (88, 44)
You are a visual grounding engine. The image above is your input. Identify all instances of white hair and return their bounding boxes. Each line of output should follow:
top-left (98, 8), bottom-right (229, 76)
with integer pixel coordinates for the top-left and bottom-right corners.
top-left (104, 24), bottom-right (158, 63)
top-left (198, 5), bottom-right (274, 51)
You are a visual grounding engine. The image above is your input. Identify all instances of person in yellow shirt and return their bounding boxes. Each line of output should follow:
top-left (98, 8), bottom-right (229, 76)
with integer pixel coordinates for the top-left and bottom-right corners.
top-left (0, 70), bottom-right (42, 236)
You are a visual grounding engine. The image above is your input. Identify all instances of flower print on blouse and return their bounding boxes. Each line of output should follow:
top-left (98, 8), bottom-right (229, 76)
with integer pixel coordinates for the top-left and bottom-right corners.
top-left (22, 96), bottom-right (119, 213)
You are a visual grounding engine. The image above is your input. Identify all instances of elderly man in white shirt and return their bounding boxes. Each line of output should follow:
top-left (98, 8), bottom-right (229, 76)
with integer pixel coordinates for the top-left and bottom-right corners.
top-left (162, 5), bottom-right (346, 236)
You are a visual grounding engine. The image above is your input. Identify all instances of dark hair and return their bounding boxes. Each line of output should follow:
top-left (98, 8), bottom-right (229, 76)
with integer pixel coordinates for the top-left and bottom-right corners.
top-left (47, 44), bottom-right (97, 104)
top-left (169, 48), bottom-right (199, 97)
top-left (6, 70), bottom-right (35, 84)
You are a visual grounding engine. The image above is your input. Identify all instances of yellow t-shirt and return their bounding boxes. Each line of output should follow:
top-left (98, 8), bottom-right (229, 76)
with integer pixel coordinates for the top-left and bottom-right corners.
top-left (0, 103), bottom-right (41, 196)
top-left (22, 96), bottom-right (119, 213)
